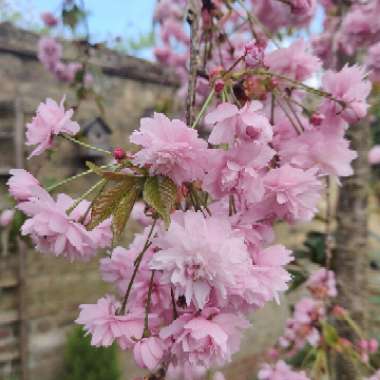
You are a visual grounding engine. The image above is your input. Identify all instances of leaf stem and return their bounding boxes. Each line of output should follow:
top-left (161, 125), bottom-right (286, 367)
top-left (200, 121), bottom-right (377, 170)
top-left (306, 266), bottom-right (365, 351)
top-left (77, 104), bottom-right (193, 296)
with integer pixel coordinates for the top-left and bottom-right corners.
top-left (61, 133), bottom-right (113, 156)
top-left (119, 219), bottom-right (157, 315)
top-left (46, 164), bottom-right (111, 192)
top-left (191, 88), bottom-right (215, 129)
top-left (66, 179), bottom-right (106, 215)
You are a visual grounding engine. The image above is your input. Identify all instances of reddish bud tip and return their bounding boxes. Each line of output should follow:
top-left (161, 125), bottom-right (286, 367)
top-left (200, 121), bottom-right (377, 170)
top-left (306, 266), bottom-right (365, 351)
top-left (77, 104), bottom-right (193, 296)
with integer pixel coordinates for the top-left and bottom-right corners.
top-left (214, 79), bottom-right (225, 93)
top-left (310, 113), bottom-right (325, 126)
top-left (113, 147), bottom-right (126, 160)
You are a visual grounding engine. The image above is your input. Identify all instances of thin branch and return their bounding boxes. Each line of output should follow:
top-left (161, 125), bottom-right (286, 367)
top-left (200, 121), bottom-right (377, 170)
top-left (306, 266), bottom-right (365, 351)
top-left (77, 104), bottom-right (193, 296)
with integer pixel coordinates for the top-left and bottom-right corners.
top-left (143, 270), bottom-right (156, 337)
top-left (120, 219), bottom-right (157, 314)
top-left (186, 0), bottom-right (201, 126)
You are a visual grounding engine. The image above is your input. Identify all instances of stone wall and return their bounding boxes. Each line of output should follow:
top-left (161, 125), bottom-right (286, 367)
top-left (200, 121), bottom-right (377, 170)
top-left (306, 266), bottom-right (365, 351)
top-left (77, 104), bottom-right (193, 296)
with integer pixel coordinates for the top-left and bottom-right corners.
top-left (0, 21), bottom-right (175, 380)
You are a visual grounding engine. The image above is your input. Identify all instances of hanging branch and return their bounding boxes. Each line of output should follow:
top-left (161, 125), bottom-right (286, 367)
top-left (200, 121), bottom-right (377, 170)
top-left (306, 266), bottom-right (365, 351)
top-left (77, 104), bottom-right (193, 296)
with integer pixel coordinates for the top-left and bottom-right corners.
top-left (186, 0), bottom-right (201, 126)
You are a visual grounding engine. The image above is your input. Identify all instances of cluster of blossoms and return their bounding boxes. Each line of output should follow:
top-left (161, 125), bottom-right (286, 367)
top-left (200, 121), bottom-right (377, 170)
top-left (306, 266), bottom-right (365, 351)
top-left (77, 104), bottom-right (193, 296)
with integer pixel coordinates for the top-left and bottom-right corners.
top-left (38, 36), bottom-right (89, 84)
top-left (259, 267), bottom-right (379, 379)
top-left (11, 0), bottom-right (379, 379)
top-left (38, 11), bottom-right (92, 85)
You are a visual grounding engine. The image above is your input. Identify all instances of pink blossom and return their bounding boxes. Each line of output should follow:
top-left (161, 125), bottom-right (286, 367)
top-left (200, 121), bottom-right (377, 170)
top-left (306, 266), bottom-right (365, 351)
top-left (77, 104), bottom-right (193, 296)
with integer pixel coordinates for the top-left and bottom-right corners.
top-left (26, 97), bottom-right (80, 158)
top-left (37, 37), bottom-right (62, 71)
top-left (205, 101), bottom-right (273, 145)
top-left (18, 189), bottom-right (109, 261)
top-left (101, 231), bottom-right (172, 317)
top-left (41, 12), bottom-right (58, 27)
top-left (253, 0), bottom-right (315, 31)
top-left (160, 308), bottom-right (249, 367)
top-left (166, 362), bottom-right (207, 380)
top-left (264, 39), bottom-right (321, 81)
top-left (368, 146), bottom-right (380, 165)
top-left (320, 65), bottom-right (371, 124)
top-left (312, 33), bottom-right (333, 65)
top-left (76, 296), bottom-right (144, 348)
top-left (54, 62), bottom-right (83, 83)
top-left (130, 113), bottom-right (209, 185)
top-left (279, 128), bottom-right (357, 177)
top-left (0, 209), bottom-right (15, 227)
top-left (7, 169), bottom-right (41, 201)
top-left (161, 19), bottom-right (189, 45)
top-left (212, 372), bottom-right (226, 380)
top-left (244, 40), bottom-right (265, 67)
top-left (258, 360), bottom-right (311, 380)
top-left (367, 42), bottom-right (380, 83)
top-left (91, 218), bottom-right (113, 249)
top-left (280, 298), bottom-right (324, 349)
top-left (306, 268), bottom-right (337, 299)
top-left (263, 165), bottom-right (322, 222)
top-left (367, 369), bottom-right (380, 380)
top-left (100, 246), bottom-right (132, 293)
top-left (133, 337), bottom-right (166, 371)
top-left (204, 142), bottom-right (275, 205)
top-left (251, 245), bottom-right (294, 304)
top-left (100, 229), bottom-right (156, 294)
top-left (290, 0), bottom-right (316, 17)
top-left (150, 210), bottom-right (255, 309)
top-left (131, 202), bottom-right (152, 226)
top-left (338, 3), bottom-right (380, 56)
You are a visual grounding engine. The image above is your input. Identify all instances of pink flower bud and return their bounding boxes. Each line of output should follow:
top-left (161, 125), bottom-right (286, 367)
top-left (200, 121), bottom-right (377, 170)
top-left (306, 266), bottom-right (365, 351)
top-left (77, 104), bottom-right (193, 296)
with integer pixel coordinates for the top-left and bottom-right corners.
top-left (0, 209), bottom-right (15, 227)
top-left (368, 146), bottom-right (380, 165)
top-left (41, 12), bottom-right (58, 27)
top-left (339, 338), bottom-right (352, 348)
top-left (310, 113), bottom-right (325, 126)
top-left (358, 339), bottom-right (369, 351)
top-left (113, 147), bottom-right (126, 160)
top-left (214, 79), bottom-right (225, 93)
top-left (267, 348), bottom-right (279, 360)
top-left (332, 305), bottom-right (346, 318)
top-left (133, 337), bottom-right (165, 371)
top-left (369, 338), bottom-right (378, 353)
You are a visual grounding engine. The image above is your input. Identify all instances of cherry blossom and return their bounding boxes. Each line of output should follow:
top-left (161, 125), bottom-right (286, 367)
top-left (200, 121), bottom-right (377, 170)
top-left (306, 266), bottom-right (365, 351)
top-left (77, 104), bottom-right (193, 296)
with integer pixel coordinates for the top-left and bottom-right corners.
top-left (130, 113), bottom-right (209, 185)
top-left (25, 97), bottom-right (80, 157)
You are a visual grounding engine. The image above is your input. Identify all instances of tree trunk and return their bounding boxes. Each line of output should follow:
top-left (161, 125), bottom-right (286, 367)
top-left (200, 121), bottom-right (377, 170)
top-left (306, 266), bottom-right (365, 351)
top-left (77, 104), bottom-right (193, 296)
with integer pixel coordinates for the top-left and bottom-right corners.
top-left (332, 119), bottom-right (370, 380)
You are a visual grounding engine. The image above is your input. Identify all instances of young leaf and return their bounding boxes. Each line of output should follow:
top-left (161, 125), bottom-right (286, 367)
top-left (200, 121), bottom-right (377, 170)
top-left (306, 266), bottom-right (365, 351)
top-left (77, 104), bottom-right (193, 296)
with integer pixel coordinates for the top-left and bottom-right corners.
top-left (158, 176), bottom-right (177, 217)
top-left (88, 177), bottom-right (142, 230)
top-left (143, 176), bottom-right (177, 228)
top-left (322, 322), bottom-right (339, 347)
top-left (112, 185), bottom-right (140, 242)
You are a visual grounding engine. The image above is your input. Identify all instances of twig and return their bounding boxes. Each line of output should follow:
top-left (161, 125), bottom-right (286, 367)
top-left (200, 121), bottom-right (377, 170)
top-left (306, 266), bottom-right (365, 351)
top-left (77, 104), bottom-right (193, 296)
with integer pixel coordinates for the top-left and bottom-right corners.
top-left (143, 270), bottom-right (156, 337)
top-left (186, 0), bottom-right (201, 126)
top-left (120, 219), bottom-right (157, 314)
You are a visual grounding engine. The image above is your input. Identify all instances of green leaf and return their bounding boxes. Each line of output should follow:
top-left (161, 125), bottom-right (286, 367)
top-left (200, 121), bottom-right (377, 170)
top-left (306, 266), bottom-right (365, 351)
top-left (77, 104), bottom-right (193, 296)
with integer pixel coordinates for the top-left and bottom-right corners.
top-left (143, 176), bottom-right (177, 228)
top-left (112, 185), bottom-right (140, 242)
top-left (287, 268), bottom-right (308, 293)
top-left (158, 176), bottom-right (177, 216)
top-left (322, 322), bottom-right (339, 347)
top-left (62, 5), bottom-right (85, 29)
top-left (88, 177), bottom-right (143, 230)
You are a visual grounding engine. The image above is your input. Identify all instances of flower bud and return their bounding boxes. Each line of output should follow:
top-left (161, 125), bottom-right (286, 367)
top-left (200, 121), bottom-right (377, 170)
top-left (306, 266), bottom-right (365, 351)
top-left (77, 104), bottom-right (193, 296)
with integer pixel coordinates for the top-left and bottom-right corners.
top-left (214, 79), bottom-right (225, 93)
top-left (113, 147), bottom-right (126, 160)
top-left (310, 113), bottom-right (325, 126)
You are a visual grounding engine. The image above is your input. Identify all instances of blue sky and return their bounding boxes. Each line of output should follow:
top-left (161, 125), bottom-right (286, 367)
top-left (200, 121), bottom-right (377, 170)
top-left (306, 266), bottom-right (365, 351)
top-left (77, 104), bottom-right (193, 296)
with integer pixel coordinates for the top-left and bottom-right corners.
top-left (13, 0), bottom-right (156, 57)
